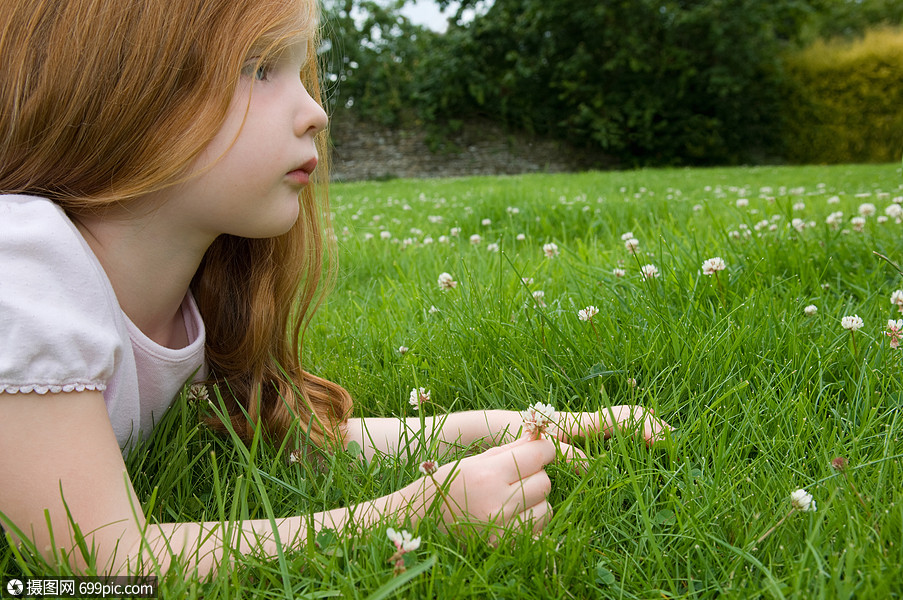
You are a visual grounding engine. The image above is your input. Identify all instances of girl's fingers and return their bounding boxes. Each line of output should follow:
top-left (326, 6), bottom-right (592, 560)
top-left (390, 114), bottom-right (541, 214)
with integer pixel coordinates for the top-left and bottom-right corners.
top-left (635, 411), bottom-right (673, 444)
top-left (482, 435), bottom-right (532, 456)
top-left (487, 438), bottom-right (556, 484)
top-left (502, 469), bottom-right (551, 517)
top-left (555, 411), bottom-right (597, 442)
top-left (554, 440), bottom-right (589, 473)
top-left (518, 500), bottom-right (553, 535)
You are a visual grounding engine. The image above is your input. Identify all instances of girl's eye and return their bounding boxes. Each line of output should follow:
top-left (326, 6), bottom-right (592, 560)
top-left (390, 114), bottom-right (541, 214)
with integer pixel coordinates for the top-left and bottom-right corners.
top-left (254, 64), bottom-right (270, 81)
top-left (242, 60), bottom-right (271, 81)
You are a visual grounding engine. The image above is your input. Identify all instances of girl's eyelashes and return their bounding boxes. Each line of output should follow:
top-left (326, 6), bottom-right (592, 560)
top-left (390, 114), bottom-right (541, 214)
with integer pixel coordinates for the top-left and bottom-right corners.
top-left (242, 58), bottom-right (272, 81)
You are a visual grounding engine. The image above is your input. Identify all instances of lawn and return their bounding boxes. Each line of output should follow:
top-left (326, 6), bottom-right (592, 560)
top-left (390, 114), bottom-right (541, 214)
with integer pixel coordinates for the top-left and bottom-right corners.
top-left (3, 163), bottom-right (903, 598)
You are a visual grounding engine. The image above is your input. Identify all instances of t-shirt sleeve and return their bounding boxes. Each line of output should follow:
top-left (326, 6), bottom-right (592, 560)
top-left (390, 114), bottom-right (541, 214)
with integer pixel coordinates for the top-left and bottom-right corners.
top-left (0, 196), bottom-right (122, 394)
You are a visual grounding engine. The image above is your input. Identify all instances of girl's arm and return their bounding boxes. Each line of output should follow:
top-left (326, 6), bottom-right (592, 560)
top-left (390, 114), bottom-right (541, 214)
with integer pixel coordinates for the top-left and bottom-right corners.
top-left (346, 406), bottom-right (671, 461)
top-left (344, 410), bottom-right (523, 460)
top-left (0, 391), bottom-right (555, 577)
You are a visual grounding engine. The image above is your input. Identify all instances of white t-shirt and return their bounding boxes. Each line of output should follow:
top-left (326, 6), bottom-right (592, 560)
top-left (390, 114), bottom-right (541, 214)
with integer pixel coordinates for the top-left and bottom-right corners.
top-left (0, 194), bottom-right (207, 451)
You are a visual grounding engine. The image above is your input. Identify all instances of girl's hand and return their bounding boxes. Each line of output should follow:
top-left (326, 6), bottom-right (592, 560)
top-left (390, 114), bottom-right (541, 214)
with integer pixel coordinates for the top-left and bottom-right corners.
top-left (556, 406), bottom-right (672, 446)
top-left (405, 437), bottom-right (556, 537)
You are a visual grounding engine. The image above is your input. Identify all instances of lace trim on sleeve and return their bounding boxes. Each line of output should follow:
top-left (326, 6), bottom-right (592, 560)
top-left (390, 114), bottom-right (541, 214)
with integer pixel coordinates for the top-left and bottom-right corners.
top-left (0, 382), bottom-right (107, 394)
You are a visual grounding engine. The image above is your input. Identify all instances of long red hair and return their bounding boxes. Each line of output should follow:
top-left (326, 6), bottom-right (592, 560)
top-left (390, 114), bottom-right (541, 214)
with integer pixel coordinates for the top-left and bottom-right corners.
top-left (0, 0), bottom-right (352, 447)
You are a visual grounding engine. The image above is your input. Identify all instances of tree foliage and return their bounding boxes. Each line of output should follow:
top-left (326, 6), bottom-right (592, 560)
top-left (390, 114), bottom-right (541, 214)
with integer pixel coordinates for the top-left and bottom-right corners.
top-left (418, 0), bottom-right (812, 165)
top-left (322, 0), bottom-right (903, 166)
top-left (321, 0), bottom-right (437, 125)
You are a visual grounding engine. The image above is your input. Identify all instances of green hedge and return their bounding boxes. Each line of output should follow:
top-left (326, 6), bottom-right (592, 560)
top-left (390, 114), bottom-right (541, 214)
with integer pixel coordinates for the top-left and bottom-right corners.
top-left (783, 27), bottom-right (903, 164)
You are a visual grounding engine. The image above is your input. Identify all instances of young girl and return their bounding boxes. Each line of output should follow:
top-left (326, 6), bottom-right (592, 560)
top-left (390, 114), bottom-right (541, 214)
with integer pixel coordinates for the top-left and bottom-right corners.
top-left (0, 0), bottom-right (670, 577)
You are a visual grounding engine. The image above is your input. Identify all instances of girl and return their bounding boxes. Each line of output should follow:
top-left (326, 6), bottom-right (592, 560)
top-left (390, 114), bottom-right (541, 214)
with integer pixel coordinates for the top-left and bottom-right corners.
top-left (0, 0), bottom-right (670, 577)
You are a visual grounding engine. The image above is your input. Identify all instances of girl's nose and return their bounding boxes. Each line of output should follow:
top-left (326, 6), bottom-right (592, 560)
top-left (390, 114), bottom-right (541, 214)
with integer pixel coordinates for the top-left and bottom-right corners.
top-left (295, 86), bottom-right (328, 138)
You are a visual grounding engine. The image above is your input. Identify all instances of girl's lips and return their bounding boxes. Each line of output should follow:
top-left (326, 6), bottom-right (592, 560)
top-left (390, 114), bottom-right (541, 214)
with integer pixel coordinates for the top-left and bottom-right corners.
top-left (286, 157), bottom-right (317, 186)
top-left (285, 169), bottom-right (310, 186)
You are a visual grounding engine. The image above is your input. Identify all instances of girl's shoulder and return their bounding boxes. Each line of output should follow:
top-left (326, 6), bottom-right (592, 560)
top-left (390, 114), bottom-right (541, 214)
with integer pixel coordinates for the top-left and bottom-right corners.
top-left (0, 194), bottom-right (124, 395)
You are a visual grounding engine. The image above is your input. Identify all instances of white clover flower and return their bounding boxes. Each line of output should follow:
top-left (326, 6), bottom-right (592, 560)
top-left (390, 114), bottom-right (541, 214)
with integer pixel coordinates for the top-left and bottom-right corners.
top-left (613, 268), bottom-right (626, 278)
top-left (640, 264), bottom-right (659, 279)
top-left (851, 216), bottom-right (865, 232)
top-left (624, 238), bottom-right (640, 254)
top-left (521, 277), bottom-right (534, 285)
top-left (398, 345), bottom-right (409, 355)
top-left (469, 234), bottom-right (482, 245)
top-left (516, 233), bottom-right (526, 241)
top-left (728, 230), bottom-right (741, 240)
top-left (886, 319), bottom-right (902, 349)
top-left (187, 383), bottom-right (210, 404)
top-left (877, 216), bottom-right (889, 224)
top-left (387, 528), bottom-right (421, 552)
top-left (543, 243), bottom-right (559, 258)
top-left (532, 290), bottom-right (546, 307)
top-left (736, 198), bottom-right (749, 208)
top-left (507, 206), bottom-right (520, 215)
top-left (438, 272), bottom-right (457, 291)
top-left (793, 202), bottom-right (806, 211)
top-left (790, 489), bottom-right (816, 512)
top-left (428, 215), bottom-right (444, 223)
top-left (428, 305), bottom-right (440, 314)
top-left (450, 227), bottom-right (461, 237)
top-left (578, 305), bottom-right (599, 321)
top-left (804, 304), bottom-right (818, 316)
top-left (481, 218), bottom-right (492, 226)
top-left (487, 243), bottom-right (500, 252)
top-left (701, 257), bottom-right (726, 275)
top-left (409, 387), bottom-right (430, 410)
top-left (841, 315), bottom-right (864, 332)
top-left (791, 218), bottom-right (806, 232)
top-left (521, 402), bottom-right (557, 438)
top-left (693, 204), bottom-right (703, 212)
top-left (419, 459), bottom-right (439, 475)
top-left (858, 203), bottom-right (876, 217)
top-left (620, 231), bottom-right (635, 241)
top-left (380, 230), bottom-right (392, 240)
top-left (891, 290), bottom-right (903, 310)
top-left (885, 204), bottom-right (903, 219)
top-left (826, 211), bottom-right (844, 229)
top-left (363, 232), bottom-right (374, 241)
top-left (827, 195), bottom-right (841, 204)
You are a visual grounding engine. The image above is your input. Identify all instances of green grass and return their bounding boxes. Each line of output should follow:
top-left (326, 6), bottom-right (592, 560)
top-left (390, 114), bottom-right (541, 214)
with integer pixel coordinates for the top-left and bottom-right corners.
top-left (4, 163), bottom-right (903, 598)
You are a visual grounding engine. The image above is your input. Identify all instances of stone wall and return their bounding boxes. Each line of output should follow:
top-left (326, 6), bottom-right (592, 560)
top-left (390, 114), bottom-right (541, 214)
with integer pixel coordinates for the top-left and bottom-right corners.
top-left (328, 111), bottom-right (614, 181)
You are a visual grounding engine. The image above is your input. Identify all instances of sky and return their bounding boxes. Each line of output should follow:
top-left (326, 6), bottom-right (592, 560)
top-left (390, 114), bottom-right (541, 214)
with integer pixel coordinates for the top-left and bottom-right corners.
top-left (399, 0), bottom-right (452, 32)
top-left (397, 0), bottom-right (491, 33)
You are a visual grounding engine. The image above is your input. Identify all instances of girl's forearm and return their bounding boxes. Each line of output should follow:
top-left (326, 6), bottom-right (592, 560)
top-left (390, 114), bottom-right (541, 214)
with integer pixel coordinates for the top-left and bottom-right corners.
top-left (346, 410), bottom-right (524, 459)
top-left (132, 484), bottom-right (420, 577)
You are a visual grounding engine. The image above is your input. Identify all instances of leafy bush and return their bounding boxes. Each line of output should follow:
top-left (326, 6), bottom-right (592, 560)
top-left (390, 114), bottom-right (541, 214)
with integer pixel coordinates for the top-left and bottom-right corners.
top-left (321, 0), bottom-right (438, 126)
top-left (782, 27), bottom-right (903, 165)
top-left (414, 0), bottom-right (810, 167)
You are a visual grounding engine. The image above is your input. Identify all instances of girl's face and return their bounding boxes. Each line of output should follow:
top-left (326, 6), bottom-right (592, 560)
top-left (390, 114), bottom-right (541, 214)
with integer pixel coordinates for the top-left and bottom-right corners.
top-left (162, 36), bottom-right (328, 243)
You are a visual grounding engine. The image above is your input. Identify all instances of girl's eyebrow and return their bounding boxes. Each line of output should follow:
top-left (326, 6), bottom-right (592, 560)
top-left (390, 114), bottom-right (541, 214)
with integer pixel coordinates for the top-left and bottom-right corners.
top-left (249, 31), bottom-right (310, 56)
